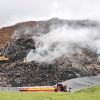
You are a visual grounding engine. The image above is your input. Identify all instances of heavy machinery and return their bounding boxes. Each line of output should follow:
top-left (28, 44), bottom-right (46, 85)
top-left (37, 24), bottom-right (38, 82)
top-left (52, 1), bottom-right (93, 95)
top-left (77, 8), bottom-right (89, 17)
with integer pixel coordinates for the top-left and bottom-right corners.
top-left (0, 54), bottom-right (9, 62)
top-left (19, 84), bottom-right (71, 92)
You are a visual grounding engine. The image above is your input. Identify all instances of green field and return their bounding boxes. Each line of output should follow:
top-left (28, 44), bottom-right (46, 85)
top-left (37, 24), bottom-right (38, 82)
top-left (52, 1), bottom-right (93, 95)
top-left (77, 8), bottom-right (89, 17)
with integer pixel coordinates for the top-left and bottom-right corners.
top-left (0, 86), bottom-right (100, 100)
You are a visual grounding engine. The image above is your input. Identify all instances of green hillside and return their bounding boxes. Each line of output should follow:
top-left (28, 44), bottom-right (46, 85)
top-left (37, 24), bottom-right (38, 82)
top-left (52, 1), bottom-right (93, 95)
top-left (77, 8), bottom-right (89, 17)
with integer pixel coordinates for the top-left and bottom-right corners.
top-left (76, 86), bottom-right (100, 93)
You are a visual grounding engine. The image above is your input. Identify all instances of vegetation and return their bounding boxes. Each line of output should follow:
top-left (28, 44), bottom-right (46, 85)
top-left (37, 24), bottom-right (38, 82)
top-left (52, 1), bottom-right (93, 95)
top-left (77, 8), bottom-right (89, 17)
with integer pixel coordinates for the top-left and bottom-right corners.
top-left (76, 85), bottom-right (100, 93)
top-left (0, 86), bottom-right (100, 100)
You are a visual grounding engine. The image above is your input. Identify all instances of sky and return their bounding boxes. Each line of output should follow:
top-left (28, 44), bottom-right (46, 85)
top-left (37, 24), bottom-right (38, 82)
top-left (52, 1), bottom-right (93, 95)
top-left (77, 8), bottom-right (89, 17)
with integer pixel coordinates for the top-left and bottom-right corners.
top-left (0, 0), bottom-right (100, 28)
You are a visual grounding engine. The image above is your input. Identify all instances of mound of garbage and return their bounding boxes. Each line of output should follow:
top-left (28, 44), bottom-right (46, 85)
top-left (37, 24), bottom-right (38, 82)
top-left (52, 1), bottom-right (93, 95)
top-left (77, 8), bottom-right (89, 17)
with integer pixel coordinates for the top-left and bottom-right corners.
top-left (0, 18), bottom-right (100, 86)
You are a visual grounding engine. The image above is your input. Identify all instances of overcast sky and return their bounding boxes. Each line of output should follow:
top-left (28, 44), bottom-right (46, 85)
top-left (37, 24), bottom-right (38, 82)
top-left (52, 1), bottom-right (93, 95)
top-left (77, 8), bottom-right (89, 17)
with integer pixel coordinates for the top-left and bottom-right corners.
top-left (0, 0), bottom-right (100, 28)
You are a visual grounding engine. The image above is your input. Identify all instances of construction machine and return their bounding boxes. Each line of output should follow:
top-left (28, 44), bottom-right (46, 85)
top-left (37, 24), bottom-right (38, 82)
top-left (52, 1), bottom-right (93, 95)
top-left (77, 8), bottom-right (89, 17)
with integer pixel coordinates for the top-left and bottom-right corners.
top-left (0, 54), bottom-right (9, 62)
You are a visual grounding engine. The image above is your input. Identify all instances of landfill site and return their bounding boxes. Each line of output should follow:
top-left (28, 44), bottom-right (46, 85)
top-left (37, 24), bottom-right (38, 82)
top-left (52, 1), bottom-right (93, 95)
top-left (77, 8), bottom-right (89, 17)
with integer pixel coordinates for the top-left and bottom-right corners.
top-left (0, 18), bottom-right (100, 91)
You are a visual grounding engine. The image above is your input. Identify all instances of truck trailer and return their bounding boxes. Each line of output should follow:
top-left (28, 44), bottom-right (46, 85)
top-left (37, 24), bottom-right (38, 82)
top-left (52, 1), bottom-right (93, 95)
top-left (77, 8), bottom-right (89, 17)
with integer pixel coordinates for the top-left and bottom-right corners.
top-left (19, 84), bottom-right (71, 92)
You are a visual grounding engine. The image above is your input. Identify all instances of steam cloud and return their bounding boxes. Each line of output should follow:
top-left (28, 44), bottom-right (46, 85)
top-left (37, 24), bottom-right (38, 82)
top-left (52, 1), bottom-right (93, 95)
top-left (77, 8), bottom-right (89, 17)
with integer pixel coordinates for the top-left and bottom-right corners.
top-left (26, 26), bottom-right (100, 63)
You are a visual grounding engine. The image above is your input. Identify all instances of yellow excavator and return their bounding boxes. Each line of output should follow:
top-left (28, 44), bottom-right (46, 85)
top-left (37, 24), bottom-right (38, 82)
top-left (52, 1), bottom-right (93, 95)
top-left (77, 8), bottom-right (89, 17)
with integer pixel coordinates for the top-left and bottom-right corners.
top-left (0, 54), bottom-right (9, 62)
top-left (0, 45), bottom-right (9, 62)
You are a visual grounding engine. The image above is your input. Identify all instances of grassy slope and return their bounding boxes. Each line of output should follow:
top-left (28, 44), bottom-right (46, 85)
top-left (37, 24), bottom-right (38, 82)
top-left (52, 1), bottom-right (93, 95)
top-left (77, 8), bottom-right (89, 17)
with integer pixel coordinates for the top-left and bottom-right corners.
top-left (76, 86), bottom-right (100, 93)
top-left (0, 86), bottom-right (100, 100)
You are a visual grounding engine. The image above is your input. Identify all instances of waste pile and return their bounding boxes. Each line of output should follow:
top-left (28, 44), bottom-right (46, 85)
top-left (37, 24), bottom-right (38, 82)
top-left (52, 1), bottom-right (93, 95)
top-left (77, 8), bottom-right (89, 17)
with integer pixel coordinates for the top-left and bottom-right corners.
top-left (0, 18), bottom-right (100, 87)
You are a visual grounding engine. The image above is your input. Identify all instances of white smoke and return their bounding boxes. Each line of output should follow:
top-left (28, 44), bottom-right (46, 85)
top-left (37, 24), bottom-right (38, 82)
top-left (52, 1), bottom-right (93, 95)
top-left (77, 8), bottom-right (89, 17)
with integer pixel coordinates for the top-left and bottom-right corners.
top-left (26, 26), bottom-right (100, 63)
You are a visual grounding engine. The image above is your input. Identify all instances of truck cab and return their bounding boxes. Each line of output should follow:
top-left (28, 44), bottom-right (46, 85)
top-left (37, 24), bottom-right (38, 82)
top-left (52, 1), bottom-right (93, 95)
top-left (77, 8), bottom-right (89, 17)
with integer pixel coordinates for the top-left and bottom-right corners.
top-left (56, 84), bottom-right (71, 92)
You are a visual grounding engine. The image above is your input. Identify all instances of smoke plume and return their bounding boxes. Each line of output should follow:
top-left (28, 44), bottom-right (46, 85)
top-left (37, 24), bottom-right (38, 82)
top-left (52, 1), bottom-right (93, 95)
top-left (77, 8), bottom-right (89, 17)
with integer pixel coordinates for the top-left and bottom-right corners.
top-left (26, 26), bottom-right (100, 63)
